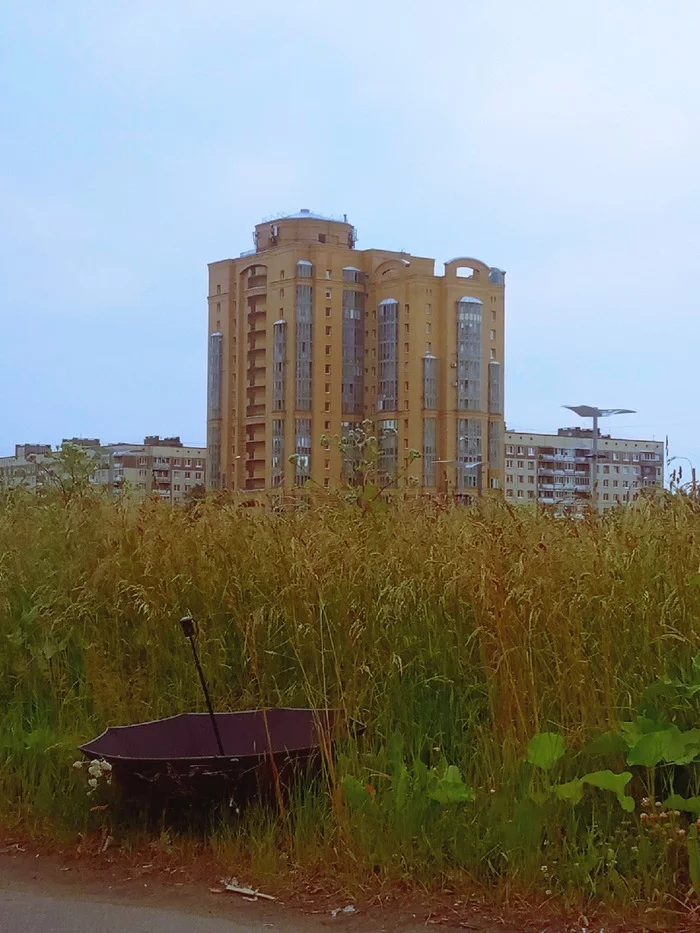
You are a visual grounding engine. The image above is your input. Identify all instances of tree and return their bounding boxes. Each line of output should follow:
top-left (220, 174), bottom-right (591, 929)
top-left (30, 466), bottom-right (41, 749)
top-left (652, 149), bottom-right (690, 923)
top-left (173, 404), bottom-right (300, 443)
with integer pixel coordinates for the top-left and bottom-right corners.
top-left (35, 443), bottom-right (100, 503)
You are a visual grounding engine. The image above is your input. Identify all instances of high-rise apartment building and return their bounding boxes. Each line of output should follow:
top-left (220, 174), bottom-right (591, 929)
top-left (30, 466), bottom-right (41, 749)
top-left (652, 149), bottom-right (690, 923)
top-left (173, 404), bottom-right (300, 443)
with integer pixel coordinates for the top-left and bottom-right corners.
top-left (207, 211), bottom-right (505, 495)
top-left (503, 428), bottom-right (664, 510)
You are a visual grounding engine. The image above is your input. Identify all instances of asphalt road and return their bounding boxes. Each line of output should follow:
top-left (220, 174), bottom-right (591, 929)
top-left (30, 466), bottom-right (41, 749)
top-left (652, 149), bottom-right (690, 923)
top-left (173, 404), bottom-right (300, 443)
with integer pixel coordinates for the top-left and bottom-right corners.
top-left (0, 887), bottom-right (303, 933)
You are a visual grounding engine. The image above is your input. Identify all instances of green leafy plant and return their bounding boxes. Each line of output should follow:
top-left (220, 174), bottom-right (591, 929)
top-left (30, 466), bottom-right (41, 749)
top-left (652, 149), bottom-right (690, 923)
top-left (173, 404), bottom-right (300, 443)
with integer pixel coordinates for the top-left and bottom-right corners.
top-left (526, 732), bottom-right (634, 812)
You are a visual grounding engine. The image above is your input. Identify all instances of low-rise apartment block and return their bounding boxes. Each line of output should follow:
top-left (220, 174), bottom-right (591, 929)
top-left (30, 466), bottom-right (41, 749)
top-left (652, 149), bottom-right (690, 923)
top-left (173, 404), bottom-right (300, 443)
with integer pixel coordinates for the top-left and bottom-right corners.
top-left (0, 436), bottom-right (206, 502)
top-left (504, 428), bottom-right (664, 510)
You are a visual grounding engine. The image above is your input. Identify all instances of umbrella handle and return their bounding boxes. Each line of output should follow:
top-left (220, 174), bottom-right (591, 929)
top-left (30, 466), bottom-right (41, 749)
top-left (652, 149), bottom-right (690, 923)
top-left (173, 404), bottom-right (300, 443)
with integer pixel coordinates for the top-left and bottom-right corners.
top-left (178, 616), bottom-right (225, 757)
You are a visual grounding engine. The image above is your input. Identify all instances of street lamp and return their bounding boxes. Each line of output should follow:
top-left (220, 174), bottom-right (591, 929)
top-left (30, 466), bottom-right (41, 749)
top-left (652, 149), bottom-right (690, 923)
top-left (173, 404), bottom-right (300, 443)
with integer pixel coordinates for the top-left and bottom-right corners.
top-left (434, 459), bottom-right (488, 500)
top-left (563, 405), bottom-right (635, 511)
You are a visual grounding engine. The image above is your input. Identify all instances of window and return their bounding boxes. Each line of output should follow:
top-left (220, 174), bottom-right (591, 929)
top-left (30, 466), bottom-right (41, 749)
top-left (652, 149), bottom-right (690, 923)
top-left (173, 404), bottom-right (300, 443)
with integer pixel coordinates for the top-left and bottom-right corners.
top-left (325, 345), bottom-right (331, 355)
top-left (603, 479), bottom-right (609, 487)
top-left (528, 476), bottom-right (535, 484)
top-left (325, 326), bottom-right (331, 336)
top-left (216, 301), bottom-right (221, 314)
top-left (517, 460), bottom-right (524, 468)
top-left (489, 329), bottom-right (496, 340)
top-left (186, 459), bottom-right (192, 467)
top-left (506, 445), bottom-right (514, 454)
top-left (296, 283), bottom-right (313, 409)
top-left (326, 306), bottom-right (331, 317)
top-left (404, 323), bottom-right (410, 334)
top-left (456, 297), bottom-right (482, 412)
top-left (426, 303), bottom-right (432, 314)
top-left (295, 418), bottom-right (312, 484)
top-left (506, 459), bottom-right (513, 468)
top-left (518, 474), bottom-right (524, 484)
top-left (280, 289), bottom-right (284, 298)
top-left (325, 269), bottom-right (332, 279)
top-left (272, 319), bottom-right (286, 411)
top-left (195, 472), bottom-right (202, 480)
top-left (517, 490), bottom-right (523, 498)
top-left (528, 461), bottom-right (535, 470)
top-left (324, 421), bottom-right (331, 430)
top-left (325, 383), bottom-right (330, 393)
top-left (174, 484), bottom-right (181, 491)
top-left (318, 233), bottom-right (326, 243)
top-left (377, 419), bottom-right (399, 478)
top-left (185, 471), bottom-right (191, 479)
top-left (517, 447), bottom-right (524, 455)
top-left (377, 299), bottom-right (399, 411)
top-left (325, 364), bottom-right (331, 374)
top-left (613, 480), bottom-right (619, 487)
top-left (506, 474), bottom-right (514, 483)
top-left (490, 348), bottom-right (496, 360)
top-left (325, 289), bottom-right (332, 299)
top-left (426, 323), bottom-right (431, 334)
top-left (216, 284), bottom-right (221, 294)
top-left (528, 490), bottom-right (535, 499)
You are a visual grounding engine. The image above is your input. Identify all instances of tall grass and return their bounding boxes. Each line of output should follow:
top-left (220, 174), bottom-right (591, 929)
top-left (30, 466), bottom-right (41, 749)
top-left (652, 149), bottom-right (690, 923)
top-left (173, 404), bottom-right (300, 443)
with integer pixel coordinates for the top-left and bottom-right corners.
top-left (2, 488), bottom-right (700, 901)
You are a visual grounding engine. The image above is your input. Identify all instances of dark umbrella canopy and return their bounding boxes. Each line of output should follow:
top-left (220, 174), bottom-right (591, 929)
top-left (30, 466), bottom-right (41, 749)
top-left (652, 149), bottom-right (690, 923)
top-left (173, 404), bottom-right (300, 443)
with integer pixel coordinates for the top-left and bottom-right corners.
top-left (80, 708), bottom-right (342, 763)
top-left (79, 708), bottom-right (356, 803)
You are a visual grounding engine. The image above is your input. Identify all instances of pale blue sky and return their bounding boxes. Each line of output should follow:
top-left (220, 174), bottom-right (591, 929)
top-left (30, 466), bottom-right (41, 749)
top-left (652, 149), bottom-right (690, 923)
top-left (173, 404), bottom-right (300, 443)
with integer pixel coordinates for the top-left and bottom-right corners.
top-left (2, 1), bottom-right (698, 474)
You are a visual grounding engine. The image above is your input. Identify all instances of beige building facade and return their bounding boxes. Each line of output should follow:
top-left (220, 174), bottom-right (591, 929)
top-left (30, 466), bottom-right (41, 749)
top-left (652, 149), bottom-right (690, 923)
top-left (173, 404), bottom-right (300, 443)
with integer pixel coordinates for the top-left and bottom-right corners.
top-left (0, 436), bottom-right (206, 503)
top-left (207, 210), bottom-right (506, 496)
top-left (503, 428), bottom-right (664, 510)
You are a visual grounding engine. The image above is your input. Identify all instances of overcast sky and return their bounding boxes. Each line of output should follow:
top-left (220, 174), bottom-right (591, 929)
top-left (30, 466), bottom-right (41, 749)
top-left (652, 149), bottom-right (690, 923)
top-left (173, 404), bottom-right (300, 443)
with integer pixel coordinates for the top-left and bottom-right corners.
top-left (1, 1), bottom-right (698, 475)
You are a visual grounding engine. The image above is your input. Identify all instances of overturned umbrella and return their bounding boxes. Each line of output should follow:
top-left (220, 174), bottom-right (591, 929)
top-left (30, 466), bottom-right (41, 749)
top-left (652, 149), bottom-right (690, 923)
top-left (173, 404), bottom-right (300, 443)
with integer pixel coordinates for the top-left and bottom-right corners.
top-left (79, 615), bottom-right (361, 804)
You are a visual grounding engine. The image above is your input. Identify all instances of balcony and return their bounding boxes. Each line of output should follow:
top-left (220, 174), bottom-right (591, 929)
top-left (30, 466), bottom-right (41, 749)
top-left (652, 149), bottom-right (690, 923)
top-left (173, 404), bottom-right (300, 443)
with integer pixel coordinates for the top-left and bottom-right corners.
top-left (247, 366), bottom-right (266, 384)
top-left (245, 477), bottom-right (266, 491)
top-left (246, 404), bottom-right (266, 418)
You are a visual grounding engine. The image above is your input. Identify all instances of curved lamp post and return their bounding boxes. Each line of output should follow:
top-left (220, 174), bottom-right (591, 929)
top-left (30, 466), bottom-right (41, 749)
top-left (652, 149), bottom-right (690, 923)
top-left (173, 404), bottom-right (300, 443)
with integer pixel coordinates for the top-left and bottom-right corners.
top-left (563, 406), bottom-right (636, 511)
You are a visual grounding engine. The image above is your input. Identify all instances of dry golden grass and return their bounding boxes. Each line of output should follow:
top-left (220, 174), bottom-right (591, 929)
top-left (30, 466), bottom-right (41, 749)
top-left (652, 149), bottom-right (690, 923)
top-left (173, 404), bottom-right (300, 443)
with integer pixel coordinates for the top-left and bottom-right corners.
top-left (2, 488), bottom-right (700, 899)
